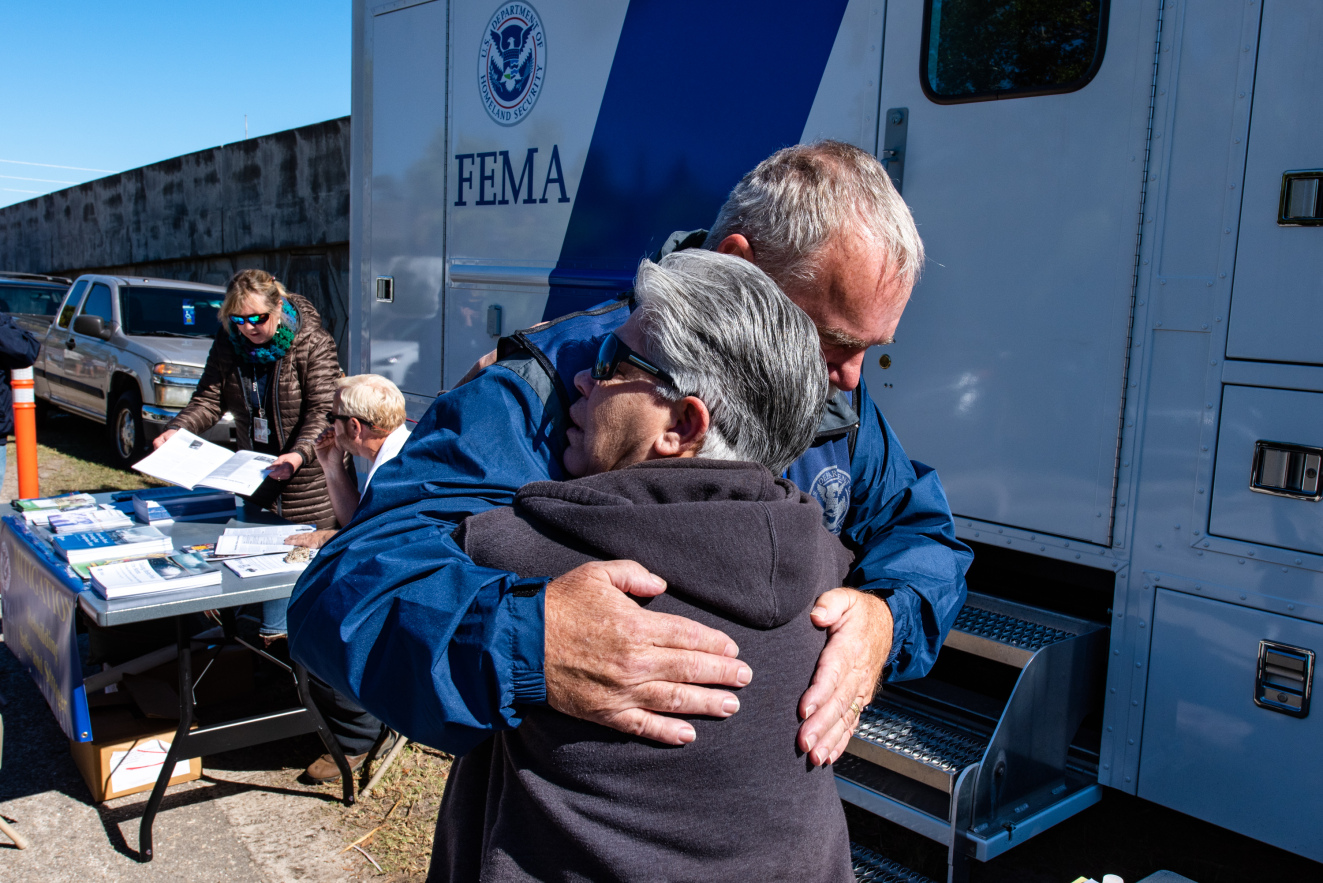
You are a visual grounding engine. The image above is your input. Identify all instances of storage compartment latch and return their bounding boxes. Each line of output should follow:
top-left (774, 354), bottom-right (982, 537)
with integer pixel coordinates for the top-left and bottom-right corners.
top-left (1250, 440), bottom-right (1322, 501)
top-left (1255, 640), bottom-right (1314, 718)
top-left (1278, 170), bottom-right (1323, 226)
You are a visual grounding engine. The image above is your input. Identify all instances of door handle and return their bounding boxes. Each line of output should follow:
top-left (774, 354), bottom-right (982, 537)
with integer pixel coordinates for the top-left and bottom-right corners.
top-left (65, 338), bottom-right (76, 350)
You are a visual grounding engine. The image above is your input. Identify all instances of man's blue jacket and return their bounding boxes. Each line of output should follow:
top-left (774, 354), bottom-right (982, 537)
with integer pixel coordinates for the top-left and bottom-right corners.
top-left (288, 297), bottom-right (972, 756)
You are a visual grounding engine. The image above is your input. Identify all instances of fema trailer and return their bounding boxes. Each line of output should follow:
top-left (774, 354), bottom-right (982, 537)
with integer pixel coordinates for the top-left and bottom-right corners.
top-left (349, 0), bottom-right (1322, 878)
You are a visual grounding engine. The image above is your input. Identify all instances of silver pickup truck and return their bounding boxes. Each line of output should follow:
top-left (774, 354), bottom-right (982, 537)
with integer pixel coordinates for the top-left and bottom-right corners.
top-left (31, 274), bottom-right (235, 467)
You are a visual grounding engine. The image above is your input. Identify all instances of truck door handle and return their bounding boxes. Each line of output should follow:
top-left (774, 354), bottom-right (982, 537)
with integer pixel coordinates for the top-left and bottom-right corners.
top-left (65, 338), bottom-right (76, 350)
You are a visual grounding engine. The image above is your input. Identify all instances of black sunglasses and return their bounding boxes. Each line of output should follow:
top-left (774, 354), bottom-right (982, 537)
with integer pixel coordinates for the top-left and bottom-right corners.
top-left (229, 312), bottom-right (270, 326)
top-left (326, 411), bottom-right (375, 428)
top-left (592, 334), bottom-right (675, 387)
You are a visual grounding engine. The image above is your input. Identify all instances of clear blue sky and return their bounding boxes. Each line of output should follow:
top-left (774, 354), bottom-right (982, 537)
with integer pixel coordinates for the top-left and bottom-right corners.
top-left (0, 1), bottom-right (351, 210)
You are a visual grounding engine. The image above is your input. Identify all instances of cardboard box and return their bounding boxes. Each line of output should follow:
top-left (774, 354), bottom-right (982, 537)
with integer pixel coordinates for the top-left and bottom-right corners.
top-left (69, 707), bottom-right (200, 802)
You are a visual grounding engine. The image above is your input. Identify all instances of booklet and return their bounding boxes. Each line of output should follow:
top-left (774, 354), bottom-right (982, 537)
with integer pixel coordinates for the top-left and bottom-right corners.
top-left (12, 493), bottom-right (99, 525)
top-left (132, 487), bottom-right (235, 524)
top-left (132, 429), bottom-right (277, 496)
top-left (214, 525), bottom-right (315, 557)
top-left (223, 549), bottom-right (317, 579)
top-left (90, 551), bottom-right (223, 600)
top-left (47, 505), bottom-right (134, 534)
top-left (52, 526), bottom-right (174, 565)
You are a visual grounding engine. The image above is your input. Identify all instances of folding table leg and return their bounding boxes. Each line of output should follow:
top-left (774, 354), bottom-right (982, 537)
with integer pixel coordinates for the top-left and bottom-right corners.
top-left (295, 662), bottom-right (355, 806)
top-left (139, 616), bottom-right (193, 861)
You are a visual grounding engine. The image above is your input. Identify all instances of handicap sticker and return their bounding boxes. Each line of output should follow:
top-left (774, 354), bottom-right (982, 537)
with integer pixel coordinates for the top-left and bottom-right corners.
top-left (182, 300), bottom-right (195, 326)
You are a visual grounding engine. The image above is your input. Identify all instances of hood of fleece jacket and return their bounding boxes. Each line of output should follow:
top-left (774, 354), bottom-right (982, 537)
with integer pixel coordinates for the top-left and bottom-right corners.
top-left (484, 458), bottom-right (853, 630)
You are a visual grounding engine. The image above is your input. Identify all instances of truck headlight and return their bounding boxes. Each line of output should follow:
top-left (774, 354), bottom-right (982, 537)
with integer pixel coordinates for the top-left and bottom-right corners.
top-left (152, 362), bottom-right (203, 408)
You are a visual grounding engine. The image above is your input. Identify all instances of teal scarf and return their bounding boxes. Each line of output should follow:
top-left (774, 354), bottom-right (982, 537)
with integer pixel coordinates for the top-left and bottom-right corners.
top-left (229, 299), bottom-right (299, 364)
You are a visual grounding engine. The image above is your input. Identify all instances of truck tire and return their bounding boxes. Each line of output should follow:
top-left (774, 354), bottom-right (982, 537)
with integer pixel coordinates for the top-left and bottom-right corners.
top-left (109, 390), bottom-right (146, 469)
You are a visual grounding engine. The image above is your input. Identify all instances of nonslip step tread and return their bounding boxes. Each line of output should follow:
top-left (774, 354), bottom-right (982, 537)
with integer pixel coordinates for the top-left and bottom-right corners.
top-left (847, 700), bottom-right (987, 792)
top-left (952, 604), bottom-right (1073, 652)
top-left (851, 842), bottom-right (939, 883)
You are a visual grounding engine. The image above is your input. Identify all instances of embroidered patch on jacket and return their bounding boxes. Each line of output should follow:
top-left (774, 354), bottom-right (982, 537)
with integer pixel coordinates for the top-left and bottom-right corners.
top-left (810, 466), bottom-right (851, 535)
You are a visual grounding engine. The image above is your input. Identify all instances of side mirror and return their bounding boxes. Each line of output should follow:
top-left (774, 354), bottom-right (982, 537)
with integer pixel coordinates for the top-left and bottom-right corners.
top-left (72, 314), bottom-right (115, 341)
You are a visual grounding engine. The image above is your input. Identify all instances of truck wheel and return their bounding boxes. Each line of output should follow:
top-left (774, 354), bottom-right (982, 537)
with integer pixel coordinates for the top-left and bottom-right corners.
top-left (109, 390), bottom-right (146, 469)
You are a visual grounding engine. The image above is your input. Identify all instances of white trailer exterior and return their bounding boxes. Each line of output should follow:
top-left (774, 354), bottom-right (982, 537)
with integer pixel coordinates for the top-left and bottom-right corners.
top-left (350, 0), bottom-right (1322, 875)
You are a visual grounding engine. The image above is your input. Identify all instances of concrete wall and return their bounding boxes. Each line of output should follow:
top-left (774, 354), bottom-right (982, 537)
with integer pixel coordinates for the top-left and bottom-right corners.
top-left (0, 117), bottom-right (351, 361)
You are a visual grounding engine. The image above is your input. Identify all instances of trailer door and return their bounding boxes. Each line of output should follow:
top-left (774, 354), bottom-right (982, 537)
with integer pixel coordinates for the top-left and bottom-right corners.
top-left (865, 1), bottom-right (1155, 546)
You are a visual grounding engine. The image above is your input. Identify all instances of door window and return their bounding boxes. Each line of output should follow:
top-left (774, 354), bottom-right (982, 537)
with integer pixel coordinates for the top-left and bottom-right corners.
top-left (57, 279), bottom-right (89, 328)
top-left (922, 0), bottom-right (1109, 103)
top-left (79, 283), bottom-right (115, 325)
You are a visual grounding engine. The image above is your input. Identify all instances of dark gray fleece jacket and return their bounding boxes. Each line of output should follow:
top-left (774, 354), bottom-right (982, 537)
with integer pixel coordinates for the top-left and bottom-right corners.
top-left (429, 458), bottom-right (855, 883)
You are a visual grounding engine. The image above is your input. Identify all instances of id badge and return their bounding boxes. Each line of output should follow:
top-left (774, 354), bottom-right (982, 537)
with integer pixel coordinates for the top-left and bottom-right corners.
top-left (253, 417), bottom-right (270, 444)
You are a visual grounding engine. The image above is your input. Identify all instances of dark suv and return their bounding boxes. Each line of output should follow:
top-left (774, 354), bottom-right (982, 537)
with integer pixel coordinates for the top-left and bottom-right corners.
top-left (0, 272), bottom-right (71, 336)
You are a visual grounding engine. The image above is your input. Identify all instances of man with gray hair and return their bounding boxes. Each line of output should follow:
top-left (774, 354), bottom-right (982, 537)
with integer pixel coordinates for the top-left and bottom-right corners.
top-left (433, 250), bottom-right (855, 881)
top-left (290, 140), bottom-right (970, 772)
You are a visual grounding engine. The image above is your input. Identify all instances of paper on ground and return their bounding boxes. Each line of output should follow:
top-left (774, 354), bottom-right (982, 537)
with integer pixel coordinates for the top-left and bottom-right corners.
top-left (109, 739), bottom-right (191, 793)
top-left (215, 524), bottom-right (315, 556)
top-left (132, 428), bottom-right (276, 495)
top-left (223, 550), bottom-right (318, 578)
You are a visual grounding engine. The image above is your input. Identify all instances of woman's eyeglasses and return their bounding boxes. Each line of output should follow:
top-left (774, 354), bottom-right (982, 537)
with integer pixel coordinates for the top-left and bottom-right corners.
top-left (229, 312), bottom-right (270, 326)
top-left (592, 334), bottom-right (675, 387)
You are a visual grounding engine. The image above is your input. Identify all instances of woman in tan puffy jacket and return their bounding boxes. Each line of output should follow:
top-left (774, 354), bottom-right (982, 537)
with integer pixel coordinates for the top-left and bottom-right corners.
top-left (154, 269), bottom-right (341, 529)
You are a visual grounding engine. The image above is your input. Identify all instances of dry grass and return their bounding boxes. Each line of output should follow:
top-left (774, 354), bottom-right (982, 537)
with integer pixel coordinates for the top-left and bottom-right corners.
top-left (4, 409), bottom-right (166, 500)
top-left (324, 741), bottom-right (453, 880)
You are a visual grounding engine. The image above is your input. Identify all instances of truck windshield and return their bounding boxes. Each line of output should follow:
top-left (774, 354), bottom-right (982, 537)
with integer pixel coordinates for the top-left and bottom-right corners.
top-left (0, 284), bottom-right (67, 317)
top-left (119, 286), bottom-right (223, 338)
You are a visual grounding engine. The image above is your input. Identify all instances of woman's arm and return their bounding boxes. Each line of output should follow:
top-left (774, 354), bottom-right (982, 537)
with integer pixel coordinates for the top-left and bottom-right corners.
top-left (165, 333), bottom-right (230, 437)
top-left (288, 326), bottom-right (339, 465)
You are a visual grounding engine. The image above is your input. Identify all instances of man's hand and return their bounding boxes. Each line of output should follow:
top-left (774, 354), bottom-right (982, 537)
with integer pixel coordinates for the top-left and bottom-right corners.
top-left (265, 451), bottom-right (303, 482)
top-left (312, 427), bottom-right (340, 466)
top-left (544, 559), bottom-right (751, 746)
top-left (798, 588), bottom-right (893, 766)
top-left (286, 528), bottom-right (338, 549)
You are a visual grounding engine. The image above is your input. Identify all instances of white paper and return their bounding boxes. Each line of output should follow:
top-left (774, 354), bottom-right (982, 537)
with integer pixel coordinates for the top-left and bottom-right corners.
top-left (214, 524), bottom-right (314, 556)
top-left (223, 550), bottom-right (317, 578)
top-left (195, 449), bottom-right (279, 495)
top-left (132, 429), bottom-right (277, 495)
top-left (108, 739), bottom-right (191, 793)
top-left (132, 429), bottom-right (234, 488)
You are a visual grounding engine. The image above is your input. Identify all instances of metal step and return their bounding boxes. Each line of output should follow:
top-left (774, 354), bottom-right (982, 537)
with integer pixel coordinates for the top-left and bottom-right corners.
top-left (847, 699), bottom-right (988, 794)
top-left (851, 842), bottom-right (939, 883)
top-left (943, 592), bottom-right (1096, 667)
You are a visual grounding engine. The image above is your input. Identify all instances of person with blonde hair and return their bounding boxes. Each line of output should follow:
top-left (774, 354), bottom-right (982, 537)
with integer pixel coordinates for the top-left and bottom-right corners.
top-left (282, 373), bottom-right (409, 784)
top-left (287, 373), bottom-right (410, 547)
top-left (156, 268), bottom-right (341, 646)
top-left (156, 269), bottom-right (341, 528)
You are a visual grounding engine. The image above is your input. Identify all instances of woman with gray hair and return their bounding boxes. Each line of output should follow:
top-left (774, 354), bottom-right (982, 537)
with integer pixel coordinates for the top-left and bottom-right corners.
top-left (430, 250), bottom-right (854, 882)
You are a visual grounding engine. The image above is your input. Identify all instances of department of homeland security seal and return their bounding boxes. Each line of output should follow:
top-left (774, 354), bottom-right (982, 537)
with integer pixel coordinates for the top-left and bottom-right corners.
top-left (479, 4), bottom-right (546, 126)
top-left (810, 466), bottom-right (851, 535)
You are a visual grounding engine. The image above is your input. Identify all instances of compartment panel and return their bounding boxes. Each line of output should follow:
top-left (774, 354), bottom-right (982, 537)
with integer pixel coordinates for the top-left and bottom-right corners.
top-left (1209, 385), bottom-right (1323, 555)
top-left (1140, 589), bottom-right (1323, 861)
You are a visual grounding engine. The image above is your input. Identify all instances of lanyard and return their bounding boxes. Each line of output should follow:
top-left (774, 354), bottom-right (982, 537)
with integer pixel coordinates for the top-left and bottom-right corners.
top-left (239, 365), bottom-right (265, 420)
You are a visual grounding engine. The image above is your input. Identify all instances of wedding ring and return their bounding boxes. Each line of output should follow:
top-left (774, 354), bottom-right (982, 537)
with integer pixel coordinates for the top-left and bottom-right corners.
top-left (848, 700), bottom-right (862, 717)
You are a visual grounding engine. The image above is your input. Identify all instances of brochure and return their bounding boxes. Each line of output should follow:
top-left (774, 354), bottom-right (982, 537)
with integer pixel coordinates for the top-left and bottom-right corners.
top-left (132, 429), bottom-right (277, 496)
top-left (90, 551), bottom-right (222, 599)
top-left (214, 525), bottom-right (315, 557)
top-left (223, 549), bottom-right (317, 579)
top-left (13, 493), bottom-right (99, 526)
top-left (47, 505), bottom-right (134, 534)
